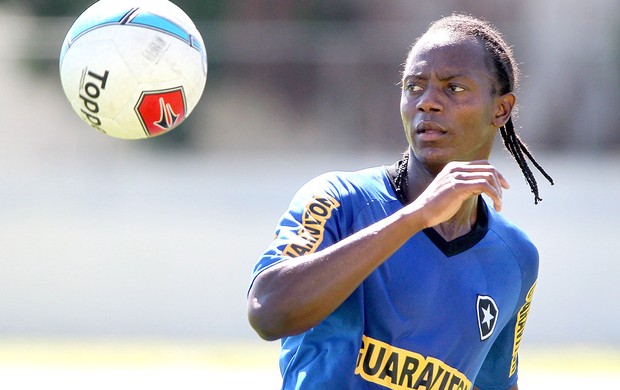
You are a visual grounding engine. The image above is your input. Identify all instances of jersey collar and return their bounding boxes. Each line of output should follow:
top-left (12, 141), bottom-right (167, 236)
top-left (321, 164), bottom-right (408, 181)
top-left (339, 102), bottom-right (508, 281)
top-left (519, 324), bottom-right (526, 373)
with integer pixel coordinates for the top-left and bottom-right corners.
top-left (385, 161), bottom-right (490, 257)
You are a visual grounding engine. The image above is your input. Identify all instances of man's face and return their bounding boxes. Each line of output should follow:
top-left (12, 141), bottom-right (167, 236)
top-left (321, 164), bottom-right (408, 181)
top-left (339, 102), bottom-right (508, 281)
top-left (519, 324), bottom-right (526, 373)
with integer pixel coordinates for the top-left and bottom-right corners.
top-left (400, 35), bottom-right (505, 174)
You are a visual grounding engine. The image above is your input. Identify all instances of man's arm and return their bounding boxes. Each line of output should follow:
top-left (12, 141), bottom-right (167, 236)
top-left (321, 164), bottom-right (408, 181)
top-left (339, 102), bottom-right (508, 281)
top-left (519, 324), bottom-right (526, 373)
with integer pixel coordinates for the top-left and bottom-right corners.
top-left (247, 161), bottom-right (509, 340)
top-left (248, 196), bottom-right (427, 340)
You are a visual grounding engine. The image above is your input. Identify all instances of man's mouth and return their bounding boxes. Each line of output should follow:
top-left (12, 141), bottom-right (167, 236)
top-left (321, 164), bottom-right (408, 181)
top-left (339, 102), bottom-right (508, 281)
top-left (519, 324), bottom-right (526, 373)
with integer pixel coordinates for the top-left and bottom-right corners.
top-left (415, 121), bottom-right (447, 140)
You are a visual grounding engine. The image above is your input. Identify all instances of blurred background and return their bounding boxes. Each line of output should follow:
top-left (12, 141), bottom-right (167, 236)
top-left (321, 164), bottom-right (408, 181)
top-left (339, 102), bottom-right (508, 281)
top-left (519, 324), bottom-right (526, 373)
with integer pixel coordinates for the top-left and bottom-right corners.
top-left (0, 0), bottom-right (619, 388)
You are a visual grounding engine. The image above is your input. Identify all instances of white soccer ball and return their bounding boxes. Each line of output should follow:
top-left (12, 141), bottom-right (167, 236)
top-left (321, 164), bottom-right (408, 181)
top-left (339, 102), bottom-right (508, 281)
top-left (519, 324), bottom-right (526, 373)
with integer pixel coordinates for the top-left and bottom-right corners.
top-left (59, 0), bottom-right (207, 139)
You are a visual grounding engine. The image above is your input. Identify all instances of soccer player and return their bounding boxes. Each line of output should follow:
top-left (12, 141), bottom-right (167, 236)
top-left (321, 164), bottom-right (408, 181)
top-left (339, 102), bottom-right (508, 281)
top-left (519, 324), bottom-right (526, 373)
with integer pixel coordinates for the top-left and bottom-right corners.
top-left (247, 14), bottom-right (553, 390)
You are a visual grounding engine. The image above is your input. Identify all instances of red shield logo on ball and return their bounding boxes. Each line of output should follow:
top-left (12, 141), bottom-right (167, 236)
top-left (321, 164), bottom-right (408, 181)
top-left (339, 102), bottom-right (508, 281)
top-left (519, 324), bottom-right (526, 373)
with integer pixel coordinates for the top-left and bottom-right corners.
top-left (135, 87), bottom-right (187, 137)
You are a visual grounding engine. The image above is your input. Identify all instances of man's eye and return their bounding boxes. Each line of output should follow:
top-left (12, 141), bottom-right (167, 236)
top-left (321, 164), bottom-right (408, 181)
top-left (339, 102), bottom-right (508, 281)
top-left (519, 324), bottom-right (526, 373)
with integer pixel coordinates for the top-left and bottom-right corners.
top-left (406, 84), bottom-right (423, 92)
top-left (448, 85), bottom-right (465, 92)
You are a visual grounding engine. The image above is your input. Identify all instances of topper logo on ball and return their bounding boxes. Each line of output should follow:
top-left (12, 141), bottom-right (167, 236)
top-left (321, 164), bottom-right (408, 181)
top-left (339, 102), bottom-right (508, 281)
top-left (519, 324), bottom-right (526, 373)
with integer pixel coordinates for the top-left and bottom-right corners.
top-left (134, 87), bottom-right (187, 137)
top-left (79, 68), bottom-right (109, 133)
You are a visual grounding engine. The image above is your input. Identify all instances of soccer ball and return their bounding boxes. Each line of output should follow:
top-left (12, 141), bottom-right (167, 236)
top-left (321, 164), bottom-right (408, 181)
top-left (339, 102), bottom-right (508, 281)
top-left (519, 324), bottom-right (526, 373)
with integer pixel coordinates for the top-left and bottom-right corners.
top-left (59, 0), bottom-right (207, 139)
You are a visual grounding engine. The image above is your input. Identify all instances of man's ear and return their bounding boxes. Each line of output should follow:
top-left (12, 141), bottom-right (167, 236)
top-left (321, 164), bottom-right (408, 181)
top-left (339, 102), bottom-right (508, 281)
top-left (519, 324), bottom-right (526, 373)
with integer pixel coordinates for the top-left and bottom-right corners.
top-left (493, 92), bottom-right (516, 127)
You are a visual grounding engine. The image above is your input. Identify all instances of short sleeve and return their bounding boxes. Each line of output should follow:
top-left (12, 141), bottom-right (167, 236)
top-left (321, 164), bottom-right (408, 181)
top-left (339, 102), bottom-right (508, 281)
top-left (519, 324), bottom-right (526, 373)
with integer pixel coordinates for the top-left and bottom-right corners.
top-left (248, 173), bottom-right (346, 291)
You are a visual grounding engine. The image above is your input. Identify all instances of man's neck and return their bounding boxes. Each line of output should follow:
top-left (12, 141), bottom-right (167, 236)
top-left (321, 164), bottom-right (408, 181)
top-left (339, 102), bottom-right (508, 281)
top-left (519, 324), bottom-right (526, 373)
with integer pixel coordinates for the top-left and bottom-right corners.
top-left (406, 154), bottom-right (479, 242)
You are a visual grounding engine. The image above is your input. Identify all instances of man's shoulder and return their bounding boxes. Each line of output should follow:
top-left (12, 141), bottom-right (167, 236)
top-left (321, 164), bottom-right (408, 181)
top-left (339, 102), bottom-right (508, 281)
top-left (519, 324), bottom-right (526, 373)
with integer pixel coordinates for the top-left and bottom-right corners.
top-left (301, 166), bottom-right (394, 201)
top-left (486, 207), bottom-right (539, 262)
top-left (312, 166), bottom-right (388, 185)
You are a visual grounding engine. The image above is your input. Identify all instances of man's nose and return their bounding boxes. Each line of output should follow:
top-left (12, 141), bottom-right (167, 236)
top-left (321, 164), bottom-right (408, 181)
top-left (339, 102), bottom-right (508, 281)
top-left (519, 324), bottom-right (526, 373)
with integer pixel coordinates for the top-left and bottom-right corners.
top-left (416, 86), bottom-right (443, 113)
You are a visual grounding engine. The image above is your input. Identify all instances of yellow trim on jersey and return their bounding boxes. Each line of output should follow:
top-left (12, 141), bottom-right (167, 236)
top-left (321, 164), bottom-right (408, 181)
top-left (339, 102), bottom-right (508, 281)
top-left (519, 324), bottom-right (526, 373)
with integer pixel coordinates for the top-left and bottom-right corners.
top-left (355, 335), bottom-right (472, 390)
top-left (510, 280), bottom-right (537, 376)
top-left (282, 194), bottom-right (340, 257)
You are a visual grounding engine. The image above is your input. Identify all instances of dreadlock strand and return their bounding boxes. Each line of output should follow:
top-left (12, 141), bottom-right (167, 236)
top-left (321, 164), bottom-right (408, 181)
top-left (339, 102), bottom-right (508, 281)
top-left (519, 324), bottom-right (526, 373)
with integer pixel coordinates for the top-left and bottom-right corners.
top-left (394, 150), bottom-right (410, 202)
top-left (515, 137), bottom-right (555, 185)
top-left (502, 119), bottom-right (543, 204)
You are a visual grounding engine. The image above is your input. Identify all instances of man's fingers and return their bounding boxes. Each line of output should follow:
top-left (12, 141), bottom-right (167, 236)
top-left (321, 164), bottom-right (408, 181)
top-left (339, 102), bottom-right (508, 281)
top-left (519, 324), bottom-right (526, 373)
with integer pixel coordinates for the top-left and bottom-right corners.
top-left (451, 170), bottom-right (508, 212)
top-left (415, 161), bottom-right (511, 227)
top-left (447, 161), bottom-right (510, 189)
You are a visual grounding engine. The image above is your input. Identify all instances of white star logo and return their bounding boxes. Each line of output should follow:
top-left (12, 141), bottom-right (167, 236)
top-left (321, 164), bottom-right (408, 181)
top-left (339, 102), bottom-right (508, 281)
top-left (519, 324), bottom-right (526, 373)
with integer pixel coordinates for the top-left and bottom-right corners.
top-left (477, 295), bottom-right (499, 341)
top-left (481, 304), bottom-right (495, 328)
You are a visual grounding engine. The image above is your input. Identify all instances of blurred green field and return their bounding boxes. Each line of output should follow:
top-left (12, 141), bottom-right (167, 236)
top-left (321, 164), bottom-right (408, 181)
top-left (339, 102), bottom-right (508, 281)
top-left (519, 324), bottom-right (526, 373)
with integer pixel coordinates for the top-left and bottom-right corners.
top-left (0, 340), bottom-right (618, 389)
top-left (0, 339), bottom-right (281, 389)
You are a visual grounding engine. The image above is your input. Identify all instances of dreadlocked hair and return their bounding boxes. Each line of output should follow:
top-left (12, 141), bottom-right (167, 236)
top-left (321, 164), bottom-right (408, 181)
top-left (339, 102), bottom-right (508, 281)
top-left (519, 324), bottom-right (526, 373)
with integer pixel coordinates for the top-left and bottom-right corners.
top-left (393, 150), bottom-right (410, 203)
top-left (422, 14), bottom-right (554, 204)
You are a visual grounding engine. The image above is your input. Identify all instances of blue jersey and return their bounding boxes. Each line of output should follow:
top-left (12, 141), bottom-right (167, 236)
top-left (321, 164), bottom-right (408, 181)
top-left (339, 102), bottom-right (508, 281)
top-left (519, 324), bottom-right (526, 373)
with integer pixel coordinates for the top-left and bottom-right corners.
top-left (250, 165), bottom-right (538, 390)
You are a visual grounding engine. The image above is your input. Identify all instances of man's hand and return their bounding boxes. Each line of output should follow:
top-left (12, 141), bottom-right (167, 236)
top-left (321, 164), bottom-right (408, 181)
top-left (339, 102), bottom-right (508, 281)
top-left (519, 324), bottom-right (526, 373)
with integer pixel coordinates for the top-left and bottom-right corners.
top-left (408, 160), bottom-right (510, 229)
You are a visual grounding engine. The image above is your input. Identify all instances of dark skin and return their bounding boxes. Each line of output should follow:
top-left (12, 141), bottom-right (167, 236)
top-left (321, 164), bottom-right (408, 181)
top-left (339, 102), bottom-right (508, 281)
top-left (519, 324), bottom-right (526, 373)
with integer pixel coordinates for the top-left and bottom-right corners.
top-left (401, 35), bottom-right (514, 242)
top-left (248, 34), bottom-right (518, 390)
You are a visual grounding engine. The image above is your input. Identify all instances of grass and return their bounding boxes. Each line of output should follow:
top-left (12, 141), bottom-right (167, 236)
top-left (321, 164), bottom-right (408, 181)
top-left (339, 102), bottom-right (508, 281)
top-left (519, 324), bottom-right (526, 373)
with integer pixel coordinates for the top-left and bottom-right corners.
top-left (0, 339), bottom-right (617, 389)
top-left (0, 338), bottom-right (280, 368)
